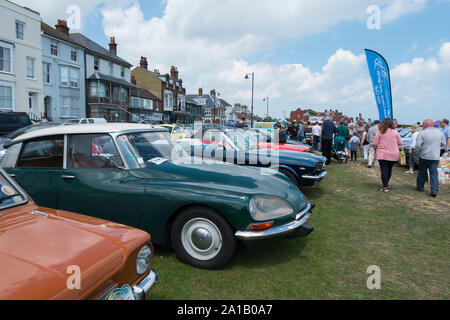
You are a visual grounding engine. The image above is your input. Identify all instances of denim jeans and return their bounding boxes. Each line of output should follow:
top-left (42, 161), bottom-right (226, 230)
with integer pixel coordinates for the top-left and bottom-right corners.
top-left (416, 158), bottom-right (440, 194)
top-left (313, 135), bottom-right (320, 150)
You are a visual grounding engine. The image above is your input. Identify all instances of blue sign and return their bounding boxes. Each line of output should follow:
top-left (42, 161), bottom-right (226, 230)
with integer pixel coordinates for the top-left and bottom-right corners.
top-left (365, 49), bottom-right (393, 121)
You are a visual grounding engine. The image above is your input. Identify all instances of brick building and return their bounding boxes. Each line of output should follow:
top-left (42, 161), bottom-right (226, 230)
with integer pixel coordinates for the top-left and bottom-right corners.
top-left (131, 57), bottom-right (186, 123)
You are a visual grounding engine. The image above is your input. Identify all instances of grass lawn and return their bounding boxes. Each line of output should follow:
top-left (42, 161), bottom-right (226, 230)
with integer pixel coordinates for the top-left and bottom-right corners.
top-left (149, 158), bottom-right (449, 300)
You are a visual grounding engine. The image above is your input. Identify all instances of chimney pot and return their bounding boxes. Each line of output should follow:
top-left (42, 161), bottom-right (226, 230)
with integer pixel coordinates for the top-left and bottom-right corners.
top-left (109, 37), bottom-right (117, 56)
top-left (170, 66), bottom-right (178, 81)
top-left (55, 19), bottom-right (69, 35)
top-left (140, 56), bottom-right (148, 70)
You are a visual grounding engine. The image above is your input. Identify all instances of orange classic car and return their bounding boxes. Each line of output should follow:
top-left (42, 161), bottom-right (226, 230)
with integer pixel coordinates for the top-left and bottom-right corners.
top-left (0, 167), bottom-right (157, 300)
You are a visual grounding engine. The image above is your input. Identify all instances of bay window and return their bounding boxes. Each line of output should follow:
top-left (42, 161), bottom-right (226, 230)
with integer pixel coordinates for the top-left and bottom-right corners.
top-left (70, 68), bottom-right (79, 88)
top-left (60, 66), bottom-right (69, 86)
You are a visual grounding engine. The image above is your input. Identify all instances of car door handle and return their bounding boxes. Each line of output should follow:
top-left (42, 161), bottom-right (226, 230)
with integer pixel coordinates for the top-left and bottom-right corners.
top-left (61, 175), bottom-right (76, 180)
top-left (9, 174), bottom-right (16, 178)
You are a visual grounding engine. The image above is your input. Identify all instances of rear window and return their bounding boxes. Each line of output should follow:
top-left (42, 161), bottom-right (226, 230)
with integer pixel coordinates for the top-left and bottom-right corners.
top-left (18, 137), bottom-right (64, 168)
top-left (19, 116), bottom-right (30, 125)
top-left (0, 116), bottom-right (19, 125)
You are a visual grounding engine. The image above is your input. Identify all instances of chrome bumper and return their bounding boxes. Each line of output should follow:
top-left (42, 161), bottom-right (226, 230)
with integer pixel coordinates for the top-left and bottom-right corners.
top-left (302, 171), bottom-right (327, 180)
top-left (234, 203), bottom-right (312, 240)
top-left (133, 269), bottom-right (158, 300)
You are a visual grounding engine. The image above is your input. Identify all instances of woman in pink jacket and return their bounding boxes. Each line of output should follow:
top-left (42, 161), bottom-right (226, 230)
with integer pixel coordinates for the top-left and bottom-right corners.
top-left (373, 118), bottom-right (405, 192)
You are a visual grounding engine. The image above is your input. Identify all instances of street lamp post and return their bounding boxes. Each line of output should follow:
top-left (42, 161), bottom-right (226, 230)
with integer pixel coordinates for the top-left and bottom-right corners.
top-left (245, 72), bottom-right (254, 127)
top-left (213, 91), bottom-right (220, 124)
top-left (263, 97), bottom-right (269, 119)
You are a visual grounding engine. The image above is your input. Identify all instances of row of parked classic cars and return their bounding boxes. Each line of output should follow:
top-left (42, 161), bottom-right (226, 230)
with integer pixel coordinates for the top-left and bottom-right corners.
top-left (0, 121), bottom-right (328, 300)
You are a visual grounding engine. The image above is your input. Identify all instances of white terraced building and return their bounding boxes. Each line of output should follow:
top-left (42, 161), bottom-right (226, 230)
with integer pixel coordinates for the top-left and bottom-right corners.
top-left (0, 0), bottom-right (43, 120)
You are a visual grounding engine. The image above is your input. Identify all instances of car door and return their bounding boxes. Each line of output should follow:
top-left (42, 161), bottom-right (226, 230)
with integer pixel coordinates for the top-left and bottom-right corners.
top-left (6, 136), bottom-right (64, 209)
top-left (58, 133), bottom-right (145, 228)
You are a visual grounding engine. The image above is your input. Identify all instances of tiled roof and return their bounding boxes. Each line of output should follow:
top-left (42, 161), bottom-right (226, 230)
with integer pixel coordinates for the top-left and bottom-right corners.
top-left (131, 87), bottom-right (162, 101)
top-left (41, 22), bottom-right (83, 48)
top-left (70, 33), bottom-right (132, 67)
top-left (88, 72), bottom-right (137, 88)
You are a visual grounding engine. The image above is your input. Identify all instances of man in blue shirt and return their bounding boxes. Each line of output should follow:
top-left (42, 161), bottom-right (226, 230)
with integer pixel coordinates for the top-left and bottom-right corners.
top-left (321, 118), bottom-right (337, 165)
top-left (440, 119), bottom-right (449, 155)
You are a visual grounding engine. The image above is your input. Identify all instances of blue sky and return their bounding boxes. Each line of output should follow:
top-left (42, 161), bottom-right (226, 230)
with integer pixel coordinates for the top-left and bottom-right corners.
top-left (17, 0), bottom-right (450, 124)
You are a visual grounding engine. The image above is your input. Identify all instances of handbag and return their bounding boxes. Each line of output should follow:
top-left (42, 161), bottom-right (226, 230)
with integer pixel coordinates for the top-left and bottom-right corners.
top-left (399, 148), bottom-right (406, 166)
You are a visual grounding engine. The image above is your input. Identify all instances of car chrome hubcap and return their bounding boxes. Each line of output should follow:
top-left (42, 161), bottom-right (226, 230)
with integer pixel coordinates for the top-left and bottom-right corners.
top-left (181, 218), bottom-right (222, 261)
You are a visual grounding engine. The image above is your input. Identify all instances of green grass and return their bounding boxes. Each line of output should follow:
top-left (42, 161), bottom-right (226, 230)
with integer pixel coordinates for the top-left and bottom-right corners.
top-left (149, 159), bottom-right (449, 300)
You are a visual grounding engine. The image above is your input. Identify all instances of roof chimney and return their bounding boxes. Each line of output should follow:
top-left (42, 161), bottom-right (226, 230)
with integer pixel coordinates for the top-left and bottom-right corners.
top-left (140, 56), bottom-right (148, 70)
top-left (154, 69), bottom-right (160, 75)
top-left (210, 89), bottom-right (216, 97)
top-left (131, 75), bottom-right (136, 85)
top-left (109, 37), bottom-right (117, 56)
top-left (198, 88), bottom-right (203, 96)
top-left (55, 19), bottom-right (69, 35)
top-left (170, 66), bottom-right (178, 81)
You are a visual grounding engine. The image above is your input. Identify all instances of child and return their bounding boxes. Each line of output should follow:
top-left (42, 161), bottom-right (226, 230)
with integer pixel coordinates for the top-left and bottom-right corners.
top-left (349, 132), bottom-right (360, 163)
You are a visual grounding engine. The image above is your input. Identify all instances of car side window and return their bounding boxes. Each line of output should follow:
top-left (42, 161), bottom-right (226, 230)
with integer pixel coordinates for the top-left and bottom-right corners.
top-left (18, 138), bottom-right (64, 168)
top-left (88, 119), bottom-right (94, 124)
top-left (81, 119), bottom-right (88, 124)
top-left (68, 134), bottom-right (124, 169)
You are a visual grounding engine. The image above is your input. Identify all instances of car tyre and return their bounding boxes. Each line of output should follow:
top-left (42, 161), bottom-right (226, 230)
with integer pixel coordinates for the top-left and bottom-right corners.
top-left (171, 207), bottom-right (237, 269)
top-left (279, 168), bottom-right (298, 186)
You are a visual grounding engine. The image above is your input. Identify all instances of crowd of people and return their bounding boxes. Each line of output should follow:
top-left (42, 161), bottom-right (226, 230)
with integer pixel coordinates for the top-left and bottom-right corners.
top-left (308, 117), bottom-right (449, 197)
top-left (239, 116), bottom-right (449, 197)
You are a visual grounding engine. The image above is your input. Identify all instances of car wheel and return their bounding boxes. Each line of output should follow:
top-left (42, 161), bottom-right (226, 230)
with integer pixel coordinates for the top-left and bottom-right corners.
top-left (171, 207), bottom-right (237, 269)
top-left (279, 168), bottom-right (298, 186)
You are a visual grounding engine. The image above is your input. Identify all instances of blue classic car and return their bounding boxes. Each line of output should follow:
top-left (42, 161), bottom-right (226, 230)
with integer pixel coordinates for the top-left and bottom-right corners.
top-left (178, 129), bottom-right (327, 188)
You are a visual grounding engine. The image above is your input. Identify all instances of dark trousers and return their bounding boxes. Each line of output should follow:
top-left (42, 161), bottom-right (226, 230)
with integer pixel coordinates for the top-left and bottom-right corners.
top-left (313, 135), bottom-right (320, 150)
top-left (378, 160), bottom-right (396, 188)
top-left (417, 158), bottom-right (440, 194)
top-left (351, 151), bottom-right (357, 161)
top-left (322, 139), bottom-right (333, 165)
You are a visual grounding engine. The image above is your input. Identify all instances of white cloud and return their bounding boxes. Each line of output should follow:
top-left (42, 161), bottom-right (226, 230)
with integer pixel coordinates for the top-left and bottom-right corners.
top-left (381, 0), bottom-right (428, 23)
top-left (13, 0), bottom-right (134, 31)
top-left (15, 0), bottom-right (446, 123)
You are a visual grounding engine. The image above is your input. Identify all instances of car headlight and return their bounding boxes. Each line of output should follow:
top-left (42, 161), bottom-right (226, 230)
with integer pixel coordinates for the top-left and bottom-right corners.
top-left (249, 197), bottom-right (294, 221)
top-left (136, 245), bottom-right (152, 275)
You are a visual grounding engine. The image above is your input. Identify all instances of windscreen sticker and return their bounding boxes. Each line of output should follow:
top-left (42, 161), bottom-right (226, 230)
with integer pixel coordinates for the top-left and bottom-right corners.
top-left (1, 186), bottom-right (14, 196)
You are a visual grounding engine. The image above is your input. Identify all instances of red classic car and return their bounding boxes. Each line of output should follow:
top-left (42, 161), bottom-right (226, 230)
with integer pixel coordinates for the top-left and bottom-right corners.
top-left (0, 168), bottom-right (157, 300)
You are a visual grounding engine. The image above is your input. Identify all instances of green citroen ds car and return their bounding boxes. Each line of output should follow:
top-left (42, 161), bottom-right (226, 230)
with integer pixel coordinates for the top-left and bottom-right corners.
top-left (1, 123), bottom-right (314, 269)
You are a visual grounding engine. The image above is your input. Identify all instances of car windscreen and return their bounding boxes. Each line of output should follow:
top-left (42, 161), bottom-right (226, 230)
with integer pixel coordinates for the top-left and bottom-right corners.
top-left (116, 131), bottom-right (187, 169)
top-left (225, 131), bottom-right (249, 150)
top-left (0, 170), bottom-right (27, 210)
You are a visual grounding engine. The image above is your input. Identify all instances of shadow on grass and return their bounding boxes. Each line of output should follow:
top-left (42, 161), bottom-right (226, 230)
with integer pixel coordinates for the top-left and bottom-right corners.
top-left (302, 186), bottom-right (325, 200)
top-left (153, 236), bottom-right (309, 271)
top-left (226, 237), bottom-right (309, 270)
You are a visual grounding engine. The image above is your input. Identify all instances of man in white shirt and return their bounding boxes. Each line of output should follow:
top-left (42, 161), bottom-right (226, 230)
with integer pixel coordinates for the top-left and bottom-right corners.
top-left (414, 119), bottom-right (446, 197)
top-left (312, 122), bottom-right (322, 150)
